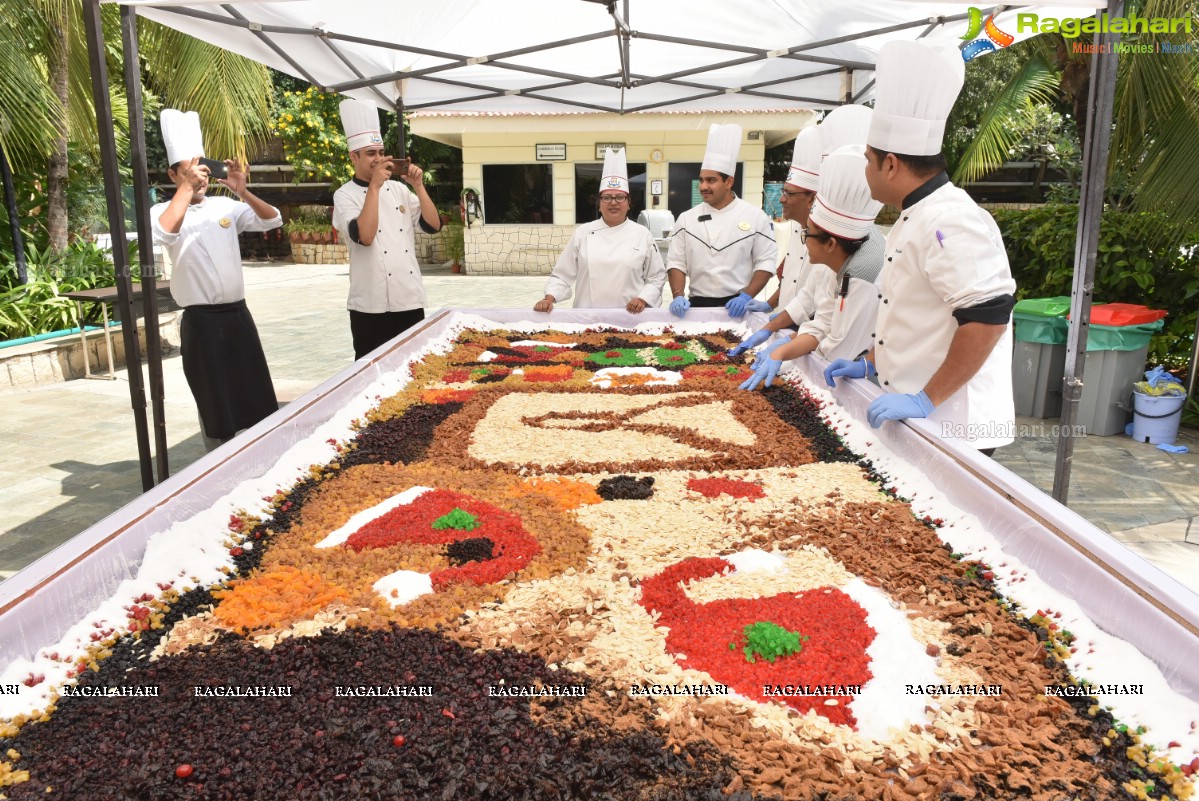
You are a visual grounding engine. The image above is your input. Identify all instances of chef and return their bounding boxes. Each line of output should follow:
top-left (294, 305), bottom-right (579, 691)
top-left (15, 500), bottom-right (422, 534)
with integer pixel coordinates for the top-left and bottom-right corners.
top-left (740, 145), bottom-right (885, 390)
top-left (150, 109), bottom-right (281, 449)
top-left (731, 105), bottom-right (875, 357)
top-left (533, 148), bottom-right (665, 313)
top-left (825, 40), bottom-right (1016, 452)
top-left (332, 98), bottom-right (441, 360)
top-left (763, 126), bottom-right (820, 316)
top-left (665, 123), bottom-right (776, 318)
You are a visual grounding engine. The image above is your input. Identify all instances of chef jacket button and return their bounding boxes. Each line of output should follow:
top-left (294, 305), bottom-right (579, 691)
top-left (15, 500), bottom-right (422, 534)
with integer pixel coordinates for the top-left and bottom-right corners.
top-left (384, 250), bottom-right (388, 254)
top-left (877, 293), bottom-right (882, 299)
top-left (883, 380), bottom-right (890, 386)
top-left (883, 299), bottom-right (889, 304)
top-left (887, 256), bottom-right (893, 262)
top-left (903, 216), bottom-right (909, 221)
top-left (878, 340), bottom-right (884, 346)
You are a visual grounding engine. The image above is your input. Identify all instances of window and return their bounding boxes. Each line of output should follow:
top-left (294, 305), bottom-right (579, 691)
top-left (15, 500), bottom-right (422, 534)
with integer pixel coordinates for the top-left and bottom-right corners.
top-left (482, 164), bottom-right (554, 224)
top-left (574, 162), bottom-right (648, 224)
top-left (666, 162), bottom-right (743, 219)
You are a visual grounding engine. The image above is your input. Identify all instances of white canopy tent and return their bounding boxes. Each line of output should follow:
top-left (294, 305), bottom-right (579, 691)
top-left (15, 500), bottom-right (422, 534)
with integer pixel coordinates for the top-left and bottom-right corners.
top-left (83, 0), bottom-right (1119, 506)
top-left (114, 0), bottom-right (1106, 114)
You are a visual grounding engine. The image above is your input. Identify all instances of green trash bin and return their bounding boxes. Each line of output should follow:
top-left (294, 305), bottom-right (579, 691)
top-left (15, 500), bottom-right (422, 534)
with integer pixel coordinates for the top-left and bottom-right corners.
top-left (1074, 304), bottom-right (1167, 436)
top-left (1011, 296), bottom-right (1070, 418)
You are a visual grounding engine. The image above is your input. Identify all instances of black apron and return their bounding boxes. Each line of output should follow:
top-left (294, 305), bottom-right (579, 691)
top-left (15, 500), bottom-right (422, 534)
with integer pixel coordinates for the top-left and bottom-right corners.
top-left (180, 300), bottom-right (278, 440)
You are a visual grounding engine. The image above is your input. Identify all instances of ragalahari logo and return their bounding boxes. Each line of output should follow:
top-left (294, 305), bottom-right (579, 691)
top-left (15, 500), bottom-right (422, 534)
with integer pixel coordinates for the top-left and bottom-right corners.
top-left (961, 7), bottom-right (1015, 62)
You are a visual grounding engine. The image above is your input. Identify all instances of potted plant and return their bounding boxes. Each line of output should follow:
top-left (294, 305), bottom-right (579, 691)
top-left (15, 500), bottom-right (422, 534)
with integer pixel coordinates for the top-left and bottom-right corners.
top-left (284, 205), bottom-right (335, 244)
top-left (443, 220), bottom-right (466, 273)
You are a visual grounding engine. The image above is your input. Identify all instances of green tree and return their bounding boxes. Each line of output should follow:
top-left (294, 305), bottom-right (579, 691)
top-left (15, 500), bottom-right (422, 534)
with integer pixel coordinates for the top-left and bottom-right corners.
top-left (952, 0), bottom-right (1199, 222)
top-left (1, 1), bottom-right (274, 261)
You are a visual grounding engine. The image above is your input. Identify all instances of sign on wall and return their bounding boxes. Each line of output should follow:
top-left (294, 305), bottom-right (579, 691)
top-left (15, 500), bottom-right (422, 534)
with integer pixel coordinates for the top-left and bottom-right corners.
top-left (536, 144), bottom-right (567, 161)
top-left (594, 142), bottom-right (627, 160)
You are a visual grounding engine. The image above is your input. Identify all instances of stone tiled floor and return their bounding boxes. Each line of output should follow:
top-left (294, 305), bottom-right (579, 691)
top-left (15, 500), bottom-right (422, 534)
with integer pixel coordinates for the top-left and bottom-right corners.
top-left (1, 261), bottom-right (1196, 595)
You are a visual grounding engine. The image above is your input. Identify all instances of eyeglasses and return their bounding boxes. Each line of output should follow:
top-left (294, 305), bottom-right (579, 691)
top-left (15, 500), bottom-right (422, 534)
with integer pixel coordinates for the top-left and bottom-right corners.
top-left (781, 189), bottom-right (814, 199)
top-left (599, 195), bottom-right (628, 204)
top-left (799, 228), bottom-right (832, 244)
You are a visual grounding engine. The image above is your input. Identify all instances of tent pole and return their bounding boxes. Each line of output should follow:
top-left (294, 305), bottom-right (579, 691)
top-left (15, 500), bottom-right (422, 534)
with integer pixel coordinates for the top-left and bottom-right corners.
top-left (394, 96), bottom-right (406, 160)
top-left (1187, 310), bottom-right (1199, 400)
top-left (82, 0), bottom-right (154, 491)
top-left (1053, 0), bottom-right (1123, 505)
top-left (121, 5), bottom-right (169, 482)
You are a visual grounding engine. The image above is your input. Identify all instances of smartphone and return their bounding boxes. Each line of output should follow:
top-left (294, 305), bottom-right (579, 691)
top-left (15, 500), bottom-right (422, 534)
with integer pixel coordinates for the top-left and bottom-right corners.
top-left (198, 157), bottom-right (228, 180)
top-left (390, 157), bottom-right (411, 180)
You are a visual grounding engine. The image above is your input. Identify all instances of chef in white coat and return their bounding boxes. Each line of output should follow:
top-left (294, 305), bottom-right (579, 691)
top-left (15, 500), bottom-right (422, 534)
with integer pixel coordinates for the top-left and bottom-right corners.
top-left (534, 148), bottom-right (665, 314)
top-left (666, 123), bottom-right (776, 319)
top-left (765, 126), bottom-right (820, 315)
top-left (333, 98), bottom-right (441, 360)
top-left (825, 40), bottom-right (1016, 452)
top-left (731, 105), bottom-right (875, 357)
top-left (150, 109), bottom-right (281, 449)
top-left (739, 145), bottom-right (885, 390)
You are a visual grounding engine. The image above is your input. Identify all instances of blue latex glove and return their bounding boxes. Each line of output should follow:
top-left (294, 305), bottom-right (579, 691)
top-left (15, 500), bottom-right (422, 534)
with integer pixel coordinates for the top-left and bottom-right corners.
top-left (669, 296), bottom-right (691, 318)
top-left (725, 292), bottom-right (754, 318)
top-left (823, 357), bottom-right (875, 388)
top-left (739, 353), bottom-right (782, 391)
top-left (727, 328), bottom-right (772, 358)
top-left (745, 299), bottom-right (773, 314)
top-left (866, 390), bottom-right (936, 428)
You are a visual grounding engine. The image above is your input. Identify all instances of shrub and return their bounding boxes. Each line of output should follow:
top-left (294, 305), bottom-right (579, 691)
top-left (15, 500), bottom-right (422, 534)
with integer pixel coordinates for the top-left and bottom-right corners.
top-left (992, 204), bottom-right (1199, 371)
top-left (0, 240), bottom-right (139, 340)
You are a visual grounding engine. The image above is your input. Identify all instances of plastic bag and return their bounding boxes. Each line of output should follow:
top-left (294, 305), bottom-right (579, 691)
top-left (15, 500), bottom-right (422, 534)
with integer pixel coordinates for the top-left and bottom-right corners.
top-left (1134, 366), bottom-right (1185, 397)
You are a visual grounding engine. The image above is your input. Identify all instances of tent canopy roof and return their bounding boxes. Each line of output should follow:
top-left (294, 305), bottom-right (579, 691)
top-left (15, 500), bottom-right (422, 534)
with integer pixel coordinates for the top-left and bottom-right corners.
top-left (111, 0), bottom-right (1106, 114)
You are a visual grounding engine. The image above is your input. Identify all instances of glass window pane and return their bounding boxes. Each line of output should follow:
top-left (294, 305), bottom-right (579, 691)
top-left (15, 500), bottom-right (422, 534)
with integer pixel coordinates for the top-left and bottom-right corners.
top-left (482, 164), bottom-right (554, 225)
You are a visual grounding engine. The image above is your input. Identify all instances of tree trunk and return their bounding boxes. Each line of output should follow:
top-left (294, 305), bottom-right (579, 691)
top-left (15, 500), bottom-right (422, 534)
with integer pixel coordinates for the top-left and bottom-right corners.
top-left (1, 146), bottom-right (28, 284)
top-left (46, 11), bottom-right (69, 253)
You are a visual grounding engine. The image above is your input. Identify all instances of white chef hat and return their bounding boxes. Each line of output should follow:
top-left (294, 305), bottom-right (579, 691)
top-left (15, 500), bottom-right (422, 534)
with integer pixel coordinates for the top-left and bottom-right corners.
top-left (785, 127), bottom-right (821, 191)
top-left (160, 109), bottom-right (204, 166)
top-left (600, 147), bottom-right (629, 194)
top-left (701, 123), bottom-right (741, 176)
top-left (809, 144), bottom-right (883, 241)
top-left (339, 98), bottom-right (384, 153)
top-left (867, 40), bottom-right (964, 156)
top-left (819, 104), bottom-right (873, 156)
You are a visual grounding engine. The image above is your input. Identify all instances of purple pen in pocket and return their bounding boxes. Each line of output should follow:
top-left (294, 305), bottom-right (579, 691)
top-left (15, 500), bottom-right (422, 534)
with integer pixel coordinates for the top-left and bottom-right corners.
top-left (935, 230), bottom-right (945, 248)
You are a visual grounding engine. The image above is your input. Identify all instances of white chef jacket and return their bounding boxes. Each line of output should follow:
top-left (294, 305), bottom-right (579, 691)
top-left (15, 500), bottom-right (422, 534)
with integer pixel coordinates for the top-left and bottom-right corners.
top-left (666, 196), bottom-right (776, 299)
top-left (333, 178), bottom-right (427, 314)
top-left (150, 195), bottom-right (282, 307)
top-left (874, 181), bottom-right (1017, 450)
top-left (544, 218), bottom-right (666, 308)
top-left (797, 229), bottom-right (886, 362)
top-left (777, 221), bottom-right (813, 314)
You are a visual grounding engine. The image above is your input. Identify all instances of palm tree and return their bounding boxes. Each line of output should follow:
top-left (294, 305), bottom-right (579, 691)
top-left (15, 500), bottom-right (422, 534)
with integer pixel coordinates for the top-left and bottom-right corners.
top-left (1, 0), bottom-right (274, 260)
top-left (952, 0), bottom-right (1199, 222)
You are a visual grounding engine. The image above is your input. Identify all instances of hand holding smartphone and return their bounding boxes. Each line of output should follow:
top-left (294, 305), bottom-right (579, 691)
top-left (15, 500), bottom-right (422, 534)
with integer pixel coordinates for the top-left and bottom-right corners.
top-left (197, 157), bottom-right (228, 180)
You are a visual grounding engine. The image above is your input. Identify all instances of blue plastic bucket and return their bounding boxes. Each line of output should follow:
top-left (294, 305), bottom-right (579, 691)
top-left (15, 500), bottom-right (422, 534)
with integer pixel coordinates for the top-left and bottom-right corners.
top-left (1131, 390), bottom-right (1186, 445)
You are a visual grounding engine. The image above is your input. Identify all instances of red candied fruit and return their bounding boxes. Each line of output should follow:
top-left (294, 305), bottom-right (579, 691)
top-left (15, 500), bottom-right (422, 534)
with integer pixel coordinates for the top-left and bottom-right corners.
top-left (393, 735), bottom-right (407, 747)
top-left (686, 477), bottom-right (765, 500)
top-left (175, 764), bottom-right (193, 779)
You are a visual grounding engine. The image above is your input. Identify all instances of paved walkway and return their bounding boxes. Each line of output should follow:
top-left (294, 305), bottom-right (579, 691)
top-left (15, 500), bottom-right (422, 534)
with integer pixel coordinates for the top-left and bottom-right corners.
top-left (1, 261), bottom-right (1196, 595)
